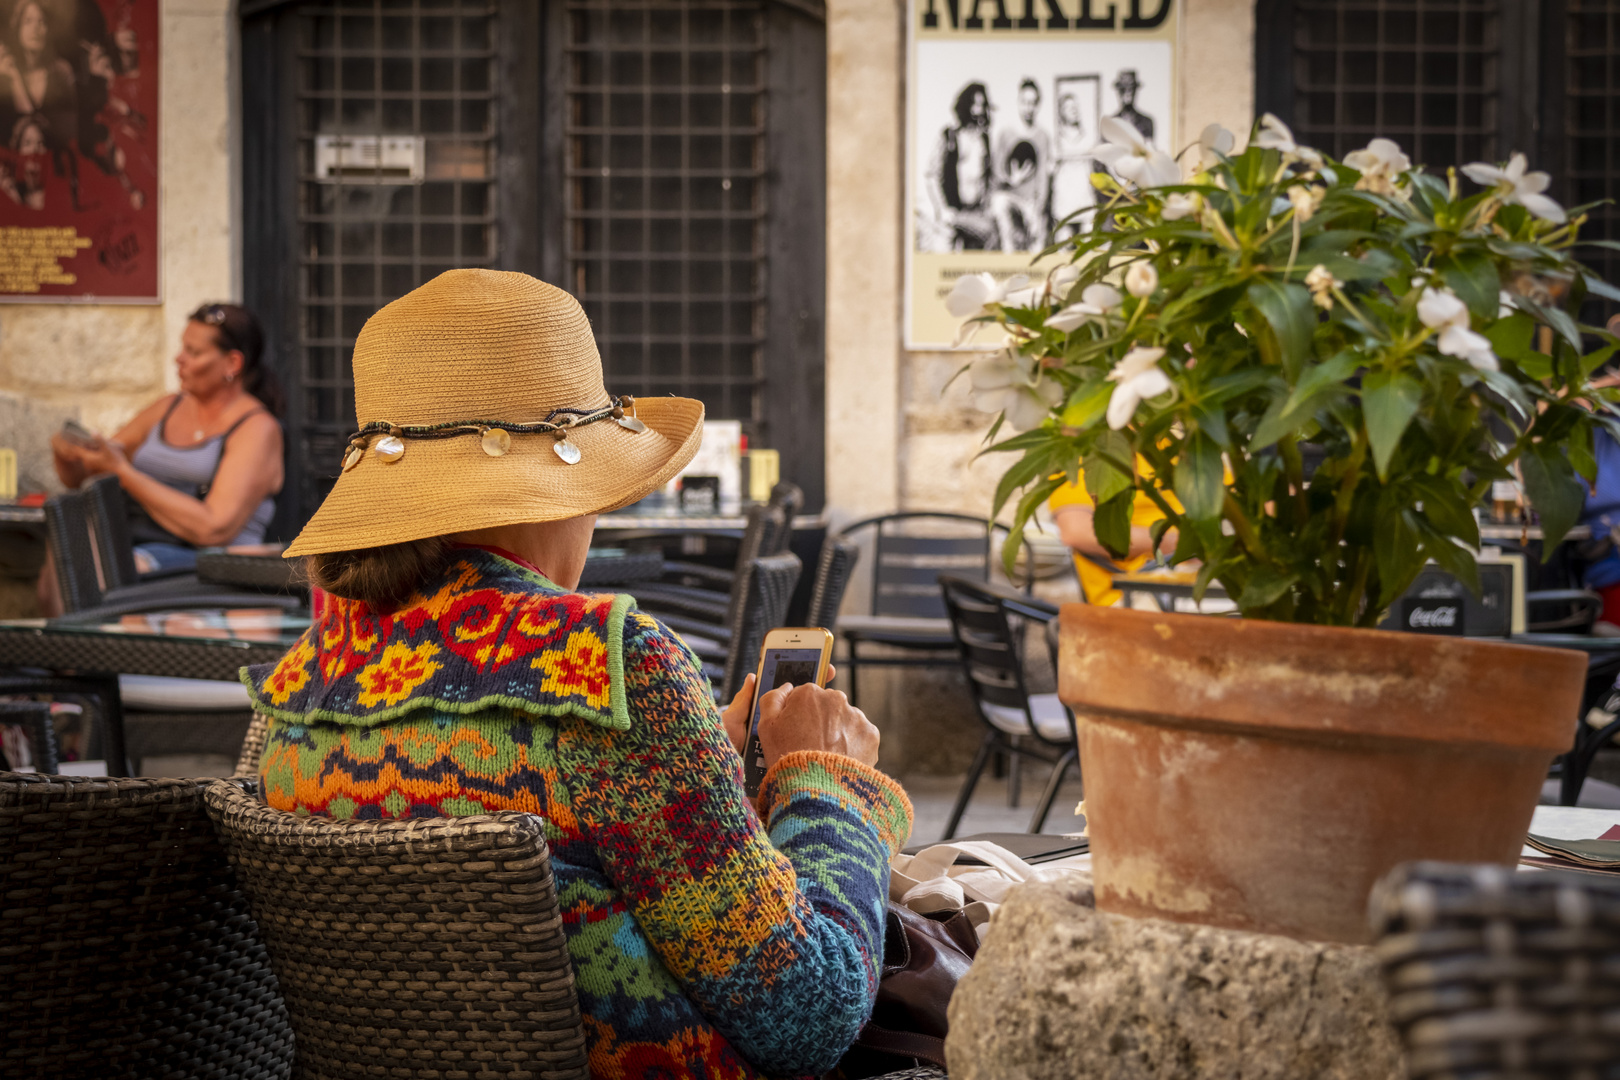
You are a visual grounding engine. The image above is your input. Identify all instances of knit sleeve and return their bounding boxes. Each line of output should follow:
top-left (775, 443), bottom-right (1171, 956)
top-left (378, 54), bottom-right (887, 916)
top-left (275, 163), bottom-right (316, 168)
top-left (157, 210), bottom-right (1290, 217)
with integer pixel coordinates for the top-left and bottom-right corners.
top-left (559, 610), bottom-right (912, 1078)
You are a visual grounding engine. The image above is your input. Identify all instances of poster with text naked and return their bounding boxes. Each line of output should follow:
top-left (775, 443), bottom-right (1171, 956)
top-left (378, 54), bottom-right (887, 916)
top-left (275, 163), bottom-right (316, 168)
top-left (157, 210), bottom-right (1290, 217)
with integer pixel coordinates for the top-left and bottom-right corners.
top-left (0, 0), bottom-right (158, 303)
top-left (906, 0), bottom-right (1177, 347)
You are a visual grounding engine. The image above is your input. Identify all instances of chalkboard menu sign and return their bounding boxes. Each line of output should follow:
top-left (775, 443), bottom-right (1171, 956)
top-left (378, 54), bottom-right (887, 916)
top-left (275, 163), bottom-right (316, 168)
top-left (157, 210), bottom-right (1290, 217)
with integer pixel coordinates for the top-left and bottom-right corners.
top-left (1379, 564), bottom-right (1515, 637)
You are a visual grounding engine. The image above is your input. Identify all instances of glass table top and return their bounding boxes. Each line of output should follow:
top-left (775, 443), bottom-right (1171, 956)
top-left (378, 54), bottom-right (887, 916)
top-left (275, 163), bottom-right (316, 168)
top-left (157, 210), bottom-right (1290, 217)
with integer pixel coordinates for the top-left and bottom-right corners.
top-left (2, 607), bottom-right (312, 648)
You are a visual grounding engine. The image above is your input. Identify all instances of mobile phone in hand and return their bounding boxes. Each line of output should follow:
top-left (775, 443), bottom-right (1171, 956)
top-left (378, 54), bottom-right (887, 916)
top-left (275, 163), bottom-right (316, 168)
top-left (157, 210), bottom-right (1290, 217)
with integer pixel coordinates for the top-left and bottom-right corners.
top-left (742, 627), bottom-right (835, 796)
top-left (59, 419), bottom-right (98, 447)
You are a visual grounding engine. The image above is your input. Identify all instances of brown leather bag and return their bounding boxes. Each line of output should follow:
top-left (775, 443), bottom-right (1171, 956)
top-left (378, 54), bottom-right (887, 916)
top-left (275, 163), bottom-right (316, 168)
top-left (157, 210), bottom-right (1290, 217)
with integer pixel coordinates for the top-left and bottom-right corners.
top-left (831, 901), bottom-right (979, 1078)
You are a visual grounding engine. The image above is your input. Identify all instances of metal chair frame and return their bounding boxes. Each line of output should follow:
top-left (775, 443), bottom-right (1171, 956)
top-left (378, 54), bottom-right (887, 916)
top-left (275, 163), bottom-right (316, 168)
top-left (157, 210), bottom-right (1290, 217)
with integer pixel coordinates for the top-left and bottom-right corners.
top-left (834, 511), bottom-right (1034, 707)
top-left (938, 574), bottom-right (1077, 839)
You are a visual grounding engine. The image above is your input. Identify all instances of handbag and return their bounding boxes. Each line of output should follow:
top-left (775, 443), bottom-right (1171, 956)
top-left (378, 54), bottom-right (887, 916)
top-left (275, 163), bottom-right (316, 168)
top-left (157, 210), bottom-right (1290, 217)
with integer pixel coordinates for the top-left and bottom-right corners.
top-left (831, 902), bottom-right (977, 1077)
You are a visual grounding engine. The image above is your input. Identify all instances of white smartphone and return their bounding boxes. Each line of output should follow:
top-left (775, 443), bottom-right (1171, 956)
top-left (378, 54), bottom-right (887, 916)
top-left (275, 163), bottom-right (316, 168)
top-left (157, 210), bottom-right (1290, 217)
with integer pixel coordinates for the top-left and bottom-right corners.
top-left (742, 626), bottom-right (835, 796)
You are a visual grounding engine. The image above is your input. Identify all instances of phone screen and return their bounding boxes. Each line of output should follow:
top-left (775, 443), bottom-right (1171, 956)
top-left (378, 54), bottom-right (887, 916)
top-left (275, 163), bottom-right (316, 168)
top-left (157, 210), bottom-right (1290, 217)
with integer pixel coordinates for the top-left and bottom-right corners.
top-left (742, 646), bottom-right (826, 796)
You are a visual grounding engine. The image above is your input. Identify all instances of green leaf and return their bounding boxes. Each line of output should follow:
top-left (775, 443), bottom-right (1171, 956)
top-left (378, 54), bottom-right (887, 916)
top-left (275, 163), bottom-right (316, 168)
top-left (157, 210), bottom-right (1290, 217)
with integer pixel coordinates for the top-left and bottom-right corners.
top-left (1585, 273), bottom-right (1620, 305)
top-left (1373, 506), bottom-right (1422, 609)
top-left (1238, 564), bottom-right (1300, 610)
top-left (1582, 341), bottom-right (1620, 379)
top-left (1061, 378), bottom-right (1114, 431)
top-left (1361, 370), bottom-right (1422, 480)
top-left (1092, 492), bottom-right (1135, 560)
top-left (1149, 517), bottom-right (1173, 557)
top-left (1410, 474), bottom-right (1480, 550)
top-left (991, 447), bottom-right (1054, 521)
top-left (1571, 423), bottom-right (1598, 484)
top-left (1173, 433), bottom-right (1225, 522)
top-left (1520, 444), bottom-right (1587, 554)
top-left (1083, 430), bottom-right (1135, 506)
top-left (1422, 534), bottom-right (1481, 597)
top-left (1484, 312), bottom-right (1536, 361)
top-left (1000, 474), bottom-right (1067, 577)
top-left (1247, 279), bottom-right (1317, 381)
top-left (1438, 251), bottom-right (1502, 322)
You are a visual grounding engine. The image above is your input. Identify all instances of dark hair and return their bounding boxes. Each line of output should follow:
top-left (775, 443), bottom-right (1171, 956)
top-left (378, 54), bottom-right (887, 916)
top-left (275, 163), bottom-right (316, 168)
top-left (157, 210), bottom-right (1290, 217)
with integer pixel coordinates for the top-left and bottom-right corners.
top-left (953, 82), bottom-right (988, 128)
top-left (306, 537), bottom-right (453, 611)
top-left (1019, 78), bottom-right (1040, 99)
top-left (190, 302), bottom-right (284, 418)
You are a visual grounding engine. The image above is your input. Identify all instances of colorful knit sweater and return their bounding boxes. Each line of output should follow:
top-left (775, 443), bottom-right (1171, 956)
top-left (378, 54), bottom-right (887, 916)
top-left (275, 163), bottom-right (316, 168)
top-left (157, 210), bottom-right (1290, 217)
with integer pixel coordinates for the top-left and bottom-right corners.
top-left (240, 547), bottom-right (913, 1080)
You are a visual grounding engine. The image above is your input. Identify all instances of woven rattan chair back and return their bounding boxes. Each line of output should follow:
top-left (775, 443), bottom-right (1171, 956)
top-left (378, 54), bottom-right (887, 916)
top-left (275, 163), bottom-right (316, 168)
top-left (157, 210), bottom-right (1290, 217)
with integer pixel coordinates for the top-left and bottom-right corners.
top-left (0, 774), bottom-right (294, 1079)
top-left (204, 780), bottom-right (590, 1080)
top-left (85, 473), bottom-right (142, 591)
top-left (807, 537), bottom-right (860, 631)
top-left (720, 551), bottom-right (804, 701)
top-left (1373, 860), bottom-right (1620, 1077)
top-left (44, 488), bottom-right (102, 613)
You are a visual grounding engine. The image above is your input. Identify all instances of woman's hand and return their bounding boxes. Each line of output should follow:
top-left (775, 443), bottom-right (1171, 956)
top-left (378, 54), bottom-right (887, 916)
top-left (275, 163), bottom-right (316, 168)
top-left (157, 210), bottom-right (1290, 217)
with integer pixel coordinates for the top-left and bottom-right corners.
top-left (720, 665), bottom-right (842, 756)
top-left (75, 438), bottom-right (128, 477)
top-left (756, 675), bottom-right (878, 769)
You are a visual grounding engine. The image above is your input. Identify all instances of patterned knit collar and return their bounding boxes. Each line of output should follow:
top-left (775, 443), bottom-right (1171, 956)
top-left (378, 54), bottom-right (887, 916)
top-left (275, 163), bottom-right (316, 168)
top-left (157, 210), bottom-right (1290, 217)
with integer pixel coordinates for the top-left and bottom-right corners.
top-left (241, 548), bottom-right (633, 731)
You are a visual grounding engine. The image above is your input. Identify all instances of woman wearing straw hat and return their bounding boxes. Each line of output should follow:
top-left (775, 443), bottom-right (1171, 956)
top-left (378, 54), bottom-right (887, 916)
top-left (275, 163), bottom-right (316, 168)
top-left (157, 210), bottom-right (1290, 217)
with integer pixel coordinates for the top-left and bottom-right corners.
top-left (241, 269), bottom-right (911, 1079)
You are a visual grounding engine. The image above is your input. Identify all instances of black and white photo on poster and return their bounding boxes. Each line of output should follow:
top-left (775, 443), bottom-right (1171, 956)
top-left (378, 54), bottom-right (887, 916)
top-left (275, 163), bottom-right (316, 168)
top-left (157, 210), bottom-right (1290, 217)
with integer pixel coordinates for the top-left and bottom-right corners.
top-left (913, 39), bottom-right (1173, 255)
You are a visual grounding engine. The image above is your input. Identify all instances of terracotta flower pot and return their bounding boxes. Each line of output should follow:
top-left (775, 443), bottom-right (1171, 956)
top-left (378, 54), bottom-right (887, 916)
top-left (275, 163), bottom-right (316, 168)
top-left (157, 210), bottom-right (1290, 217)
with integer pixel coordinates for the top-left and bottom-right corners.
top-left (1058, 604), bottom-right (1585, 944)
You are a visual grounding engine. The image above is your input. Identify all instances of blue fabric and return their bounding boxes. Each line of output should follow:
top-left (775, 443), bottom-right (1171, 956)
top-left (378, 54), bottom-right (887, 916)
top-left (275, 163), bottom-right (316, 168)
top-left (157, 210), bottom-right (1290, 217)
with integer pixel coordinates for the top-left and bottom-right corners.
top-left (1580, 430), bottom-right (1620, 590)
top-left (133, 542), bottom-right (197, 576)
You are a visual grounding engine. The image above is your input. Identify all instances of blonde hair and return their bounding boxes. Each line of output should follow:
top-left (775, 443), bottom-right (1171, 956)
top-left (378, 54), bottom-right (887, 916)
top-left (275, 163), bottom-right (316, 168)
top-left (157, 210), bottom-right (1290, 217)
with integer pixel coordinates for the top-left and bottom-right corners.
top-left (306, 536), bottom-right (452, 610)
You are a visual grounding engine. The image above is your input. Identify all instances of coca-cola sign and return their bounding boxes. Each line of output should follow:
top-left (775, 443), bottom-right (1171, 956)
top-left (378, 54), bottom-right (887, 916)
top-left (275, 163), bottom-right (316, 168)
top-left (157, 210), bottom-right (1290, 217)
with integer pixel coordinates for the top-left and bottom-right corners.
top-left (1401, 598), bottom-right (1463, 635)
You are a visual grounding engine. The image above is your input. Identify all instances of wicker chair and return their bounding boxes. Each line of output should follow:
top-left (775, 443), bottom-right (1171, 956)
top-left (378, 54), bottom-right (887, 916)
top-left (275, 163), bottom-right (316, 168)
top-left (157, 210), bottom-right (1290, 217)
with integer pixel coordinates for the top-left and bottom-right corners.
top-left (1372, 860), bottom-right (1620, 1077)
top-left (0, 773), bottom-right (294, 1079)
top-left (0, 701), bottom-right (58, 773)
top-left (204, 780), bottom-right (590, 1079)
top-left (808, 536), bottom-right (860, 632)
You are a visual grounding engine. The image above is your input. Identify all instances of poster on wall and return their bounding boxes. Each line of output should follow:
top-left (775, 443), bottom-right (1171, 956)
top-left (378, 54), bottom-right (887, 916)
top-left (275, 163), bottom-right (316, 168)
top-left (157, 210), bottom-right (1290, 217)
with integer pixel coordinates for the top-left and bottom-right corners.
top-left (0, 0), bottom-right (158, 303)
top-left (906, 0), bottom-right (1178, 347)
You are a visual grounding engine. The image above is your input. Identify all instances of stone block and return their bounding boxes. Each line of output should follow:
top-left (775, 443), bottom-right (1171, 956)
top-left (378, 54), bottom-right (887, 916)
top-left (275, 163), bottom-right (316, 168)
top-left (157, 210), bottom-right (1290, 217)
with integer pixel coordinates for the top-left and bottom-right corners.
top-left (946, 876), bottom-right (1405, 1080)
top-left (0, 305), bottom-right (165, 393)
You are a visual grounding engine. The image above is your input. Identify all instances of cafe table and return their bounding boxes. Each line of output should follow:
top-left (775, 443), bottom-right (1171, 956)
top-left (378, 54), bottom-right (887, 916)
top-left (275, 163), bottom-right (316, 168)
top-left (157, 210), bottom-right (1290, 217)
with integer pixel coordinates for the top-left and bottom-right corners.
top-left (0, 606), bottom-right (308, 777)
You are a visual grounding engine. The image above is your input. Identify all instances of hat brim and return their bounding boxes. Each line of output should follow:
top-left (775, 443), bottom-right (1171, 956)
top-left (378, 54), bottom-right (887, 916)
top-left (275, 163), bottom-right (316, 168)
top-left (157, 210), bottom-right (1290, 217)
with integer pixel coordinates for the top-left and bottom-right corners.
top-left (284, 396), bottom-right (705, 557)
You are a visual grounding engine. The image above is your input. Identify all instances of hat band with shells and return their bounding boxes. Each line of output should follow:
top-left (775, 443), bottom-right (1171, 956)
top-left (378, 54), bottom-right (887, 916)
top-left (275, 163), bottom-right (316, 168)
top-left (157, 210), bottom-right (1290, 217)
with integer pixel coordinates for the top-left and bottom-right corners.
top-left (340, 394), bottom-right (650, 471)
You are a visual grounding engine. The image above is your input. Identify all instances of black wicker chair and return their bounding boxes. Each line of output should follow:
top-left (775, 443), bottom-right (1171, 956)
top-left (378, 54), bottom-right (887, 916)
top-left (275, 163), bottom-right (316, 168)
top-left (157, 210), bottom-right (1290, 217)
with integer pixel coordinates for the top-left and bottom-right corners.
top-left (720, 551), bottom-right (804, 701)
top-left (1372, 860), bottom-right (1620, 1077)
top-left (0, 773), bottom-right (294, 1079)
top-left (204, 779), bottom-right (590, 1080)
top-left (0, 701), bottom-right (57, 773)
top-left (808, 536), bottom-right (861, 632)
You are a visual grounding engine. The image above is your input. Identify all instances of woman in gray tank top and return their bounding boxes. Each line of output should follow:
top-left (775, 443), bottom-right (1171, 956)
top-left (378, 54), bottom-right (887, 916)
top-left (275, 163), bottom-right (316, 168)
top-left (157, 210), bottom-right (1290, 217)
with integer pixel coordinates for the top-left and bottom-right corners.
top-left (44, 303), bottom-right (284, 609)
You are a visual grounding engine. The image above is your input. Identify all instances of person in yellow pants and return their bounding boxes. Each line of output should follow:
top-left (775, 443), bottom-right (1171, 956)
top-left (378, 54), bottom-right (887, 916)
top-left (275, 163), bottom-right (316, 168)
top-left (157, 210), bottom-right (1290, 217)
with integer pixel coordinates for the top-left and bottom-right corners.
top-left (1049, 468), bottom-right (1180, 606)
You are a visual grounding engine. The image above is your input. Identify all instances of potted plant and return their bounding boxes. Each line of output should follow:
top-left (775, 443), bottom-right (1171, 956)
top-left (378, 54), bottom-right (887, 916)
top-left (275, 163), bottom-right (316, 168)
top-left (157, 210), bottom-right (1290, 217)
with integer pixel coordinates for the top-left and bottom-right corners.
top-left (951, 115), bottom-right (1616, 943)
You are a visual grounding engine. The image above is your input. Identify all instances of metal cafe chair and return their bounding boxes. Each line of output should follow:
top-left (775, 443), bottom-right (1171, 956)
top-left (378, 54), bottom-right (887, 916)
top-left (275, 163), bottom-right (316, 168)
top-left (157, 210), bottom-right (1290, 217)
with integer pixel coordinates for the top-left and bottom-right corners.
top-left (834, 512), bottom-right (1034, 708)
top-left (204, 779), bottom-right (591, 1080)
top-left (0, 773), bottom-right (294, 1079)
top-left (938, 575), bottom-right (1078, 839)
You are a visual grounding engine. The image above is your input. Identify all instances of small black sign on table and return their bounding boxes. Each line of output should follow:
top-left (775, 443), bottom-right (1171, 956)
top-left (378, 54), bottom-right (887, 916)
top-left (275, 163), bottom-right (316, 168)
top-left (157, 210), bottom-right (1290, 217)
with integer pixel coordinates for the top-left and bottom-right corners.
top-left (1400, 596), bottom-right (1464, 635)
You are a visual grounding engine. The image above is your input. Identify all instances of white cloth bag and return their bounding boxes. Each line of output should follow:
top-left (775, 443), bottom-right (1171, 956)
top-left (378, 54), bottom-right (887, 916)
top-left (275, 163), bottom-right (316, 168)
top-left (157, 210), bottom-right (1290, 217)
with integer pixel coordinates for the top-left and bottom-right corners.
top-left (890, 840), bottom-right (1090, 941)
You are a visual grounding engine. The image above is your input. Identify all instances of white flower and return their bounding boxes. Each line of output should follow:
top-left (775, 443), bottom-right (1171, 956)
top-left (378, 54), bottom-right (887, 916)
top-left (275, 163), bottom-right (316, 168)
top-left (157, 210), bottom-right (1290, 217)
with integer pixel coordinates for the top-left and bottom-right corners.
top-left (1105, 346), bottom-right (1173, 429)
top-left (1198, 123), bottom-right (1236, 170)
top-left (970, 349), bottom-right (1063, 430)
top-left (1499, 289), bottom-right (1516, 318)
top-left (945, 271), bottom-right (1032, 319)
top-left (1048, 264), bottom-right (1081, 300)
top-left (1288, 184), bottom-right (1324, 222)
top-left (1253, 113), bottom-right (1324, 169)
top-left (1342, 138), bottom-right (1411, 195)
top-left (1461, 153), bottom-right (1566, 224)
top-left (1094, 116), bottom-right (1182, 189)
top-left (1125, 262), bottom-right (1159, 298)
top-left (1161, 192), bottom-right (1201, 221)
top-left (1417, 286), bottom-right (1499, 372)
top-left (1305, 264), bottom-right (1339, 310)
top-left (1047, 283), bottom-right (1124, 332)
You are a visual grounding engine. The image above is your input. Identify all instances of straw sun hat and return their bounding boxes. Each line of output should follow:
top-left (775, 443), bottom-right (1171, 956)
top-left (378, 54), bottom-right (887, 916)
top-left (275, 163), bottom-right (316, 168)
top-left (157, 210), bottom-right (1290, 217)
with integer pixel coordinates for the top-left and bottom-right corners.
top-left (284, 269), bottom-right (704, 557)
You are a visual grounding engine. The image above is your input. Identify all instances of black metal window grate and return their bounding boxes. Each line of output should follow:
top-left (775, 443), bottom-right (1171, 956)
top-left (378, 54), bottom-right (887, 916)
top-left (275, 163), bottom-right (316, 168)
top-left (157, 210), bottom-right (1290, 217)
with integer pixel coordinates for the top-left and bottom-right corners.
top-left (563, 0), bottom-right (767, 426)
top-left (1289, 0), bottom-right (1500, 167)
top-left (1564, 0), bottom-right (1620, 304)
top-left (294, 0), bottom-right (498, 520)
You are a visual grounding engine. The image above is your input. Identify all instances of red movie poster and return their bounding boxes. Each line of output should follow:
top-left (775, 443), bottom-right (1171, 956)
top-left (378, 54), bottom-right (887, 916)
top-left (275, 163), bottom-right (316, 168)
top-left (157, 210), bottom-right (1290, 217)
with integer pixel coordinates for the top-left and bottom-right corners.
top-left (0, 0), bottom-right (157, 302)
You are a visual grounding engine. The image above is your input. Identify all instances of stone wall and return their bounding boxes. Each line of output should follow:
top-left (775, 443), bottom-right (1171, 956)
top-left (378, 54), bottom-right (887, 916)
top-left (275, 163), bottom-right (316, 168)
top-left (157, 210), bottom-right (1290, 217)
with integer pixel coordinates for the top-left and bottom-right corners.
top-left (0, 0), bottom-right (238, 499)
top-left (824, 0), bottom-right (1256, 775)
